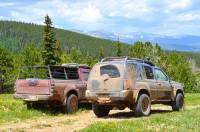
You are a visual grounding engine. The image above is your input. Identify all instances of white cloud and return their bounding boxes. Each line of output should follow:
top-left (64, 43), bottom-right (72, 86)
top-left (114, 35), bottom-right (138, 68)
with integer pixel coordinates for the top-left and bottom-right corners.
top-left (92, 0), bottom-right (152, 19)
top-left (166, 0), bottom-right (191, 10)
top-left (0, 16), bottom-right (8, 20)
top-left (54, 1), bottom-right (103, 24)
top-left (4, 0), bottom-right (153, 25)
top-left (177, 11), bottom-right (200, 21)
top-left (0, 2), bottom-right (15, 7)
top-left (70, 5), bottom-right (103, 23)
top-left (1, 0), bottom-right (199, 36)
top-left (8, 1), bottom-right (104, 25)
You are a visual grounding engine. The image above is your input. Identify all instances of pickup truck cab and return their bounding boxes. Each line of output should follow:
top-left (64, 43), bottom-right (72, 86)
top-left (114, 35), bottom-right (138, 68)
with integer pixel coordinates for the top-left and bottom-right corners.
top-left (14, 64), bottom-right (90, 113)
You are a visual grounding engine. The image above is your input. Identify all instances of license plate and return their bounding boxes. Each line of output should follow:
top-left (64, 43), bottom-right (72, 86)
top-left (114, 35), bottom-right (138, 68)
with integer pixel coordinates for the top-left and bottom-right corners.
top-left (98, 95), bottom-right (110, 100)
top-left (28, 95), bottom-right (38, 101)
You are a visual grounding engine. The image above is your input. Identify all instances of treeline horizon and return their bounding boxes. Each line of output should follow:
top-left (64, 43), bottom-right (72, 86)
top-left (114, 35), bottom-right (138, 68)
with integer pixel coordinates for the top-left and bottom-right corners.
top-left (0, 17), bottom-right (199, 93)
top-left (0, 20), bottom-right (200, 63)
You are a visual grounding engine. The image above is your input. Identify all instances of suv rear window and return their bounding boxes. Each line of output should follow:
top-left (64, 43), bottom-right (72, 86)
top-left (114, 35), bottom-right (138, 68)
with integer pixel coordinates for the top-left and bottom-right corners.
top-left (100, 65), bottom-right (120, 78)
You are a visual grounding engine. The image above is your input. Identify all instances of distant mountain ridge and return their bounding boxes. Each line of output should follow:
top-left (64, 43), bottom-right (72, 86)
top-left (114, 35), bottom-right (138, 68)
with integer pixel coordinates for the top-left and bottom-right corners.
top-left (0, 20), bottom-right (129, 56)
top-left (81, 30), bottom-right (200, 51)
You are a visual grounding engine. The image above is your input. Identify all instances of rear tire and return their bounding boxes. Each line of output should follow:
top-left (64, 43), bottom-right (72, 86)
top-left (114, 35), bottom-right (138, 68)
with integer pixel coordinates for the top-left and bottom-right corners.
top-left (92, 104), bottom-right (110, 117)
top-left (172, 93), bottom-right (184, 111)
top-left (26, 102), bottom-right (37, 109)
top-left (134, 94), bottom-right (151, 117)
top-left (63, 94), bottom-right (78, 113)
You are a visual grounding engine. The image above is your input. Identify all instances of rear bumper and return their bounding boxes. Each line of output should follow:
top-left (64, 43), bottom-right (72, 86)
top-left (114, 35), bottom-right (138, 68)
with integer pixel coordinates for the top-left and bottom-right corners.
top-left (13, 93), bottom-right (53, 101)
top-left (86, 90), bottom-right (132, 104)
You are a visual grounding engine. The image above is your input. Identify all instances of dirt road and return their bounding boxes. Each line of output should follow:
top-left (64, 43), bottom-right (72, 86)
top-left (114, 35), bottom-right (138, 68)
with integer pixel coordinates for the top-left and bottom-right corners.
top-left (0, 105), bottom-right (199, 132)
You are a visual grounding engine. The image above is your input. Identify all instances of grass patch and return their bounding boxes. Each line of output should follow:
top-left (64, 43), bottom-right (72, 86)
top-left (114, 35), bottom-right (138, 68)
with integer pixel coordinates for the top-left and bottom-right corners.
top-left (0, 94), bottom-right (56, 124)
top-left (0, 93), bottom-right (199, 126)
top-left (82, 108), bottom-right (200, 132)
top-left (185, 93), bottom-right (200, 105)
top-left (0, 94), bottom-right (90, 124)
top-left (82, 93), bottom-right (200, 132)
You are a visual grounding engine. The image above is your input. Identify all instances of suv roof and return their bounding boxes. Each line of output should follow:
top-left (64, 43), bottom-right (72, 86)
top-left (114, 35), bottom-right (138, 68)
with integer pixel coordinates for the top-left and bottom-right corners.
top-left (101, 57), bottom-right (155, 66)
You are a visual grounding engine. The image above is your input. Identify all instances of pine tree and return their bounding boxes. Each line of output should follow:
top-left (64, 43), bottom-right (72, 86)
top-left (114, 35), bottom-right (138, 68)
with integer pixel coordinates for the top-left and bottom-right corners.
top-left (21, 43), bottom-right (43, 66)
top-left (70, 47), bottom-right (82, 63)
top-left (0, 47), bottom-right (13, 90)
top-left (129, 41), bottom-right (145, 58)
top-left (116, 37), bottom-right (122, 57)
top-left (42, 15), bottom-right (58, 65)
top-left (99, 47), bottom-right (104, 60)
top-left (55, 39), bottom-right (62, 63)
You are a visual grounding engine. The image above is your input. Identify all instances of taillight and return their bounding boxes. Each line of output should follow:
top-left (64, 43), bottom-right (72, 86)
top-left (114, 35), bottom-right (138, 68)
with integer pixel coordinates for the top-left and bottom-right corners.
top-left (124, 79), bottom-right (130, 90)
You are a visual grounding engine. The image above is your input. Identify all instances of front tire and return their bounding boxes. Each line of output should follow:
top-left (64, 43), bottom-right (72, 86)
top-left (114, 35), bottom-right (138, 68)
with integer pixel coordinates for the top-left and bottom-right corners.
top-left (63, 94), bottom-right (78, 113)
top-left (172, 93), bottom-right (184, 111)
top-left (92, 104), bottom-right (110, 117)
top-left (134, 94), bottom-right (151, 117)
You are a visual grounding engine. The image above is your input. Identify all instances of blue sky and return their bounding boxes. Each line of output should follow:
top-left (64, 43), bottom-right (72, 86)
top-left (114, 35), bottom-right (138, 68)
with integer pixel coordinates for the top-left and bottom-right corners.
top-left (0, 0), bottom-right (200, 36)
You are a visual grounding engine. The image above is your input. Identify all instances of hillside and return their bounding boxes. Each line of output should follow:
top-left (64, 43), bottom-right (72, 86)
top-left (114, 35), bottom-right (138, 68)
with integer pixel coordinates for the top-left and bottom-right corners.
top-left (0, 21), bottom-right (129, 56)
top-left (0, 20), bottom-right (200, 66)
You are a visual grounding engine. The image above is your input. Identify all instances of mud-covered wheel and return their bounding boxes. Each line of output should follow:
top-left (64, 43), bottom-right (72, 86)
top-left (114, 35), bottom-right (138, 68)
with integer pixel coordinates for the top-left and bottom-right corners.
top-left (172, 93), bottom-right (184, 111)
top-left (92, 104), bottom-right (110, 117)
top-left (26, 102), bottom-right (36, 109)
top-left (134, 94), bottom-right (151, 117)
top-left (63, 94), bottom-right (78, 113)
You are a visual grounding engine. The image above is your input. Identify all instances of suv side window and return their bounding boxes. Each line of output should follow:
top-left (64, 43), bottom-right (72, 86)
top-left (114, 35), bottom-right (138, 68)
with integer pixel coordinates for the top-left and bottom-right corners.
top-left (143, 66), bottom-right (154, 79)
top-left (154, 68), bottom-right (168, 81)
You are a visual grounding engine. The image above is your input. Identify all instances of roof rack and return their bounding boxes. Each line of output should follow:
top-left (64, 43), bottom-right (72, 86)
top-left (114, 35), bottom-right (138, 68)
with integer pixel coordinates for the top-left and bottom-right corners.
top-left (101, 56), bottom-right (155, 66)
top-left (101, 56), bottom-right (129, 62)
top-left (61, 63), bottom-right (90, 68)
top-left (20, 64), bottom-right (90, 69)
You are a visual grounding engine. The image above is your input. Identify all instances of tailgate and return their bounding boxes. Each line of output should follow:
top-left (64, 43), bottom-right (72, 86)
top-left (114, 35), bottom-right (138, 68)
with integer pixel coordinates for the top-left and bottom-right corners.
top-left (88, 63), bottom-right (124, 93)
top-left (16, 79), bottom-right (51, 95)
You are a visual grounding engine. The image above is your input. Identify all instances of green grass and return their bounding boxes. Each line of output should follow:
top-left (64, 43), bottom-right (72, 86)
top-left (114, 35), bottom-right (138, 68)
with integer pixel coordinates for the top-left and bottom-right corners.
top-left (0, 94), bottom-right (55, 124)
top-left (82, 93), bottom-right (200, 132)
top-left (0, 93), bottom-right (199, 128)
top-left (185, 93), bottom-right (200, 105)
top-left (0, 94), bottom-right (90, 124)
top-left (82, 108), bottom-right (200, 132)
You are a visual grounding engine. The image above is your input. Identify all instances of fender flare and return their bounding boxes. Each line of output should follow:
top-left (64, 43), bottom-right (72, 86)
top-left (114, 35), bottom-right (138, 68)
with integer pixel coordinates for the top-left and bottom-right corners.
top-left (134, 88), bottom-right (151, 103)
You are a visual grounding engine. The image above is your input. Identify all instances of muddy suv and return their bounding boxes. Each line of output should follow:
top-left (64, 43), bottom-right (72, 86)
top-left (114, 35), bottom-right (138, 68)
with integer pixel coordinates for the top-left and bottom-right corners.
top-left (14, 64), bottom-right (90, 113)
top-left (86, 57), bottom-right (184, 117)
